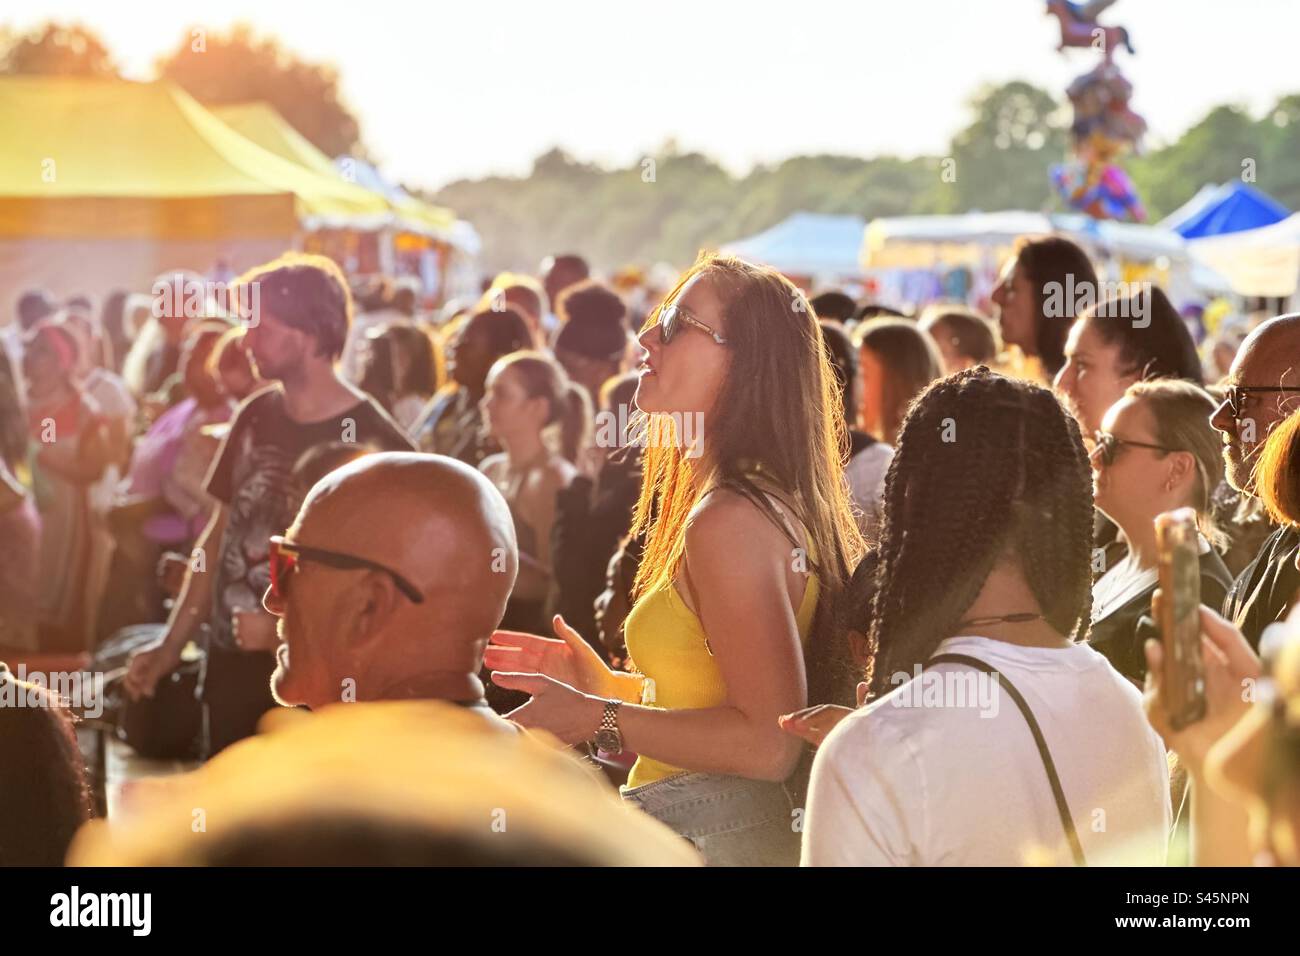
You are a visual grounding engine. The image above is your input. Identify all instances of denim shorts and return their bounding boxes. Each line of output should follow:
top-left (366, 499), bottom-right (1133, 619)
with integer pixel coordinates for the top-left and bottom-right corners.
top-left (621, 771), bottom-right (799, 867)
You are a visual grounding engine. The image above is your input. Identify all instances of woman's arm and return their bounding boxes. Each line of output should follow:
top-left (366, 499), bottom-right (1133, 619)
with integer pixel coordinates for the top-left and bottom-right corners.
top-left (615, 497), bottom-right (807, 780)
top-left (497, 491), bottom-right (809, 781)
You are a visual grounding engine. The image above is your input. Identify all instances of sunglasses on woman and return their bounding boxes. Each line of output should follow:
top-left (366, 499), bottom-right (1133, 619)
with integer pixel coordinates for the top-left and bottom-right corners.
top-left (1091, 431), bottom-right (1178, 467)
top-left (268, 535), bottom-right (425, 604)
top-left (658, 303), bottom-right (727, 346)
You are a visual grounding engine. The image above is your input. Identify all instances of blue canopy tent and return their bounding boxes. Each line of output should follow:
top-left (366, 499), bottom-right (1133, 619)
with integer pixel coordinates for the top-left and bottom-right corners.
top-left (721, 212), bottom-right (867, 279)
top-left (1159, 182), bottom-right (1289, 239)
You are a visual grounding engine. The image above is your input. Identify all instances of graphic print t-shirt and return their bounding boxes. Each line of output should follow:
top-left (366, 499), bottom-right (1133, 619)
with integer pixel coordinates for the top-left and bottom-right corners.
top-left (204, 386), bottom-right (415, 652)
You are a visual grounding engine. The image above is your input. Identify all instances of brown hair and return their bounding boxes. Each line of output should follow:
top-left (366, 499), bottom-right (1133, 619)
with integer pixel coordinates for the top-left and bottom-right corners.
top-left (1258, 409), bottom-right (1300, 528)
top-left (629, 254), bottom-right (865, 703)
top-left (235, 252), bottom-right (353, 360)
top-left (855, 318), bottom-right (943, 444)
top-left (494, 351), bottom-right (591, 463)
top-left (1013, 235), bottom-right (1099, 375)
top-left (918, 308), bottom-right (998, 366)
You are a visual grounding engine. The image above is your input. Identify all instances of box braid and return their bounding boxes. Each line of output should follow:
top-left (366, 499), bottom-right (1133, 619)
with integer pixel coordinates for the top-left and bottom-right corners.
top-left (863, 366), bottom-right (1094, 699)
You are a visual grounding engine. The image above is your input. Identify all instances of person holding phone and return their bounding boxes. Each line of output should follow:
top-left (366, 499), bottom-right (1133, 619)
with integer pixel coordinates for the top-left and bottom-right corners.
top-left (1088, 380), bottom-right (1232, 682)
top-left (485, 254), bottom-right (863, 866)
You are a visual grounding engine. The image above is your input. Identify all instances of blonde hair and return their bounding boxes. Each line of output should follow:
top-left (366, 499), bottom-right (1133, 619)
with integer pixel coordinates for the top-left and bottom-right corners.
top-left (1125, 379), bottom-right (1227, 551)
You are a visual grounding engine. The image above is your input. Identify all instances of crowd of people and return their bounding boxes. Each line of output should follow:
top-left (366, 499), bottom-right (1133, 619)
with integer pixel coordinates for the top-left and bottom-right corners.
top-left (1, 235), bottom-right (1299, 868)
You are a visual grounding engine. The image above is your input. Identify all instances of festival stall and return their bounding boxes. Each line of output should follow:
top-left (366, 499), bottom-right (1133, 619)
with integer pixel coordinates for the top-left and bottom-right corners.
top-left (1160, 182), bottom-right (1290, 239)
top-left (213, 103), bottom-right (478, 303)
top-left (0, 76), bottom-right (391, 307)
top-left (720, 212), bottom-right (867, 288)
top-left (324, 156), bottom-right (480, 302)
top-left (1187, 213), bottom-right (1300, 299)
top-left (860, 211), bottom-right (1223, 311)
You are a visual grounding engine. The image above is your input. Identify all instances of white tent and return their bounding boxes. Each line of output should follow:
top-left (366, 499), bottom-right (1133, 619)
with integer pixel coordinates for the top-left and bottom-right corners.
top-left (1188, 213), bottom-right (1300, 297)
top-left (863, 211), bottom-right (1187, 268)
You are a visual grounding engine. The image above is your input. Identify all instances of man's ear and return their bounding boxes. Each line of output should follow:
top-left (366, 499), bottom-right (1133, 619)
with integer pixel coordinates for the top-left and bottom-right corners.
top-left (346, 572), bottom-right (403, 657)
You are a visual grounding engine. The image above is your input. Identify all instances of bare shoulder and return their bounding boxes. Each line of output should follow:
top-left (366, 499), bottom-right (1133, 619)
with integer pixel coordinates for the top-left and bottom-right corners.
top-left (519, 456), bottom-right (576, 508)
top-left (479, 453), bottom-right (506, 478)
top-left (686, 488), bottom-right (790, 558)
top-left (542, 455), bottom-right (578, 488)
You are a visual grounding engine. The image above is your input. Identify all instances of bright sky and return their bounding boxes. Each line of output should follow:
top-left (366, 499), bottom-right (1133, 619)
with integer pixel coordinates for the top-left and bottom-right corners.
top-left (9, 0), bottom-right (1298, 190)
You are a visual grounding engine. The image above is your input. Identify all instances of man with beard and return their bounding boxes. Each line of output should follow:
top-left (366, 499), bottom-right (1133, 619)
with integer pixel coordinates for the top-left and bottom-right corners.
top-left (1214, 314), bottom-right (1300, 647)
top-left (125, 253), bottom-right (413, 756)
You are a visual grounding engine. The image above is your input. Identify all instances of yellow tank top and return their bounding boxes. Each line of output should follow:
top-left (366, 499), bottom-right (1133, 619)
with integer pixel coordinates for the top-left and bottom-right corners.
top-left (622, 542), bottom-right (821, 789)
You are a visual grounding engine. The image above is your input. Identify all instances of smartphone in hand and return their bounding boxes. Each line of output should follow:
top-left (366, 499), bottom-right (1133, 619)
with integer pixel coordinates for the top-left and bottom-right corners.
top-left (1155, 508), bottom-right (1207, 730)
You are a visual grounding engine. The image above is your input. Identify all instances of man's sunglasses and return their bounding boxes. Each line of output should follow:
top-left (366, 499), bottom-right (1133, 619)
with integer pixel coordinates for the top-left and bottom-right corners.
top-left (268, 535), bottom-right (425, 604)
top-left (658, 303), bottom-right (727, 346)
top-left (1091, 431), bottom-right (1177, 467)
top-left (1223, 385), bottom-right (1300, 420)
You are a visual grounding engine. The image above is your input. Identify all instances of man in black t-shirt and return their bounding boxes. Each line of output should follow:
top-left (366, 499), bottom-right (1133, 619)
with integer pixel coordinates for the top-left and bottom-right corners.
top-left (126, 253), bottom-right (413, 756)
top-left (1214, 314), bottom-right (1300, 647)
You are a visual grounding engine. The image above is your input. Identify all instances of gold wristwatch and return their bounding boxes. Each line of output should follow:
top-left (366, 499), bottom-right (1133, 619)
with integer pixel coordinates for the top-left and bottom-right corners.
top-left (593, 699), bottom-right (624, 754)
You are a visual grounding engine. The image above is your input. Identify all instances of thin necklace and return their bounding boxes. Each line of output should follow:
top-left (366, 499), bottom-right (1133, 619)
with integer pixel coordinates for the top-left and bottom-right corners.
top-left (956, 612), bottom-right (1043, 629)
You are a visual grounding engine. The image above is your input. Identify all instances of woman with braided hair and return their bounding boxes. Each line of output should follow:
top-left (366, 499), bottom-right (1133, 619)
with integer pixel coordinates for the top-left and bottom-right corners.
top-left (801, 367), bottom-right (1171, 866)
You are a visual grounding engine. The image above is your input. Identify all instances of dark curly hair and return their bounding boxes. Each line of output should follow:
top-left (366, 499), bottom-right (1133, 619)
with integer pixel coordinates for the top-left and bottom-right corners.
top-left (863, 366), bottom-right (1094, 698)
top-left (0, 666), bottom-right (93, 865)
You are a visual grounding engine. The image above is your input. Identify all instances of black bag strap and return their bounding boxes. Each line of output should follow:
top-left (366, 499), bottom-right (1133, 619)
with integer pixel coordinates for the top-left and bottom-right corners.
top-left (928, 653), bottom-right (1087, 866)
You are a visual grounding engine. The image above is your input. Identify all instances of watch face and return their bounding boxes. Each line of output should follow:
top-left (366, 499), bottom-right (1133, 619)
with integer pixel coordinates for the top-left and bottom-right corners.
top-left (594, 728), bottom-right (622, 754)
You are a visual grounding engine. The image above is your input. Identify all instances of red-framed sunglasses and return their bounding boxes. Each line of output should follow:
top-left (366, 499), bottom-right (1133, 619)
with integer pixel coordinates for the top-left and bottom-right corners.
top-left (268, 535), bottom-right (425, 604)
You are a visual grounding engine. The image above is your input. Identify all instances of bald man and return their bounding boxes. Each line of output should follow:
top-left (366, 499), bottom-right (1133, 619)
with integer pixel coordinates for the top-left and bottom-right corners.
top-left (1213, 314), bottom-right (1300, 647)
top-left (262, 452), bottom-right (519, 711)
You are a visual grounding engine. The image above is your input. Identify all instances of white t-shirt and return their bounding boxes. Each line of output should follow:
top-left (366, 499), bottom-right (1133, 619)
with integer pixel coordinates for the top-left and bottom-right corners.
top-left (844, 442), bottom-right (893, 537)
top-left (802, 635), bottom-right (1171, 866)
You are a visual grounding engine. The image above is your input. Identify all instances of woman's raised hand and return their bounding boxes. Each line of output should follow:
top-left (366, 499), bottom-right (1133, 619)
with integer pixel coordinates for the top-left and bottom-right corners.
top-left (485, 614), bottom-right (615, 697)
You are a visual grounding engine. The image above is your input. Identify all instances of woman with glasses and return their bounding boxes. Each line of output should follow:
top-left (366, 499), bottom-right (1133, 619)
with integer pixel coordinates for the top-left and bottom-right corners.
top-left (1053, 285), bottom-right (1210, 577)
top-left (485, 253), bottom-right (863, 865)
top-left (1089, 379), bottom-right (1232, 682)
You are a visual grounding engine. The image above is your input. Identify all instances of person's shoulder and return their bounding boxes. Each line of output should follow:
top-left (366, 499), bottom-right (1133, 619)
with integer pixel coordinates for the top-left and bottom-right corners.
top-left (690, 485), bottom-right (781, 535)
top-left (845, 442), bottom-right (894, 484)
top-left (683, 489), bottom-right (779, 564)
top-left (231, 383), bottom-right (281, 421)
top-left (350, 391), bottom-right (416, 448)
top-left (854, 441), bottom-right (894, 466)
top-left (817, 696), bottom-right (920, 779)
top-left (479, 452), bottom-right (506, 476)
top-left (539, 455), bottom-right (577, 488)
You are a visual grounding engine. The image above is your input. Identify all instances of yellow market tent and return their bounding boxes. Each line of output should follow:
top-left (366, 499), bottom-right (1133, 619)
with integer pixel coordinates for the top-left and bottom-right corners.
top-left (212, 101), bottom-right (457, 239)
top-left (0, 76), bottom-right (391, 239)
top-left (212, 101), bottom-right (345, 180)
top-left (0, 76), bottom-right (392, 304)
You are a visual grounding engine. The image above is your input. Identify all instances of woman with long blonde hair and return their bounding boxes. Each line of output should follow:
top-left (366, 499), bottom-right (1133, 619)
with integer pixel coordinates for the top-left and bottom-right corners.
top-left (487, 254), bottom-right (863, 865)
